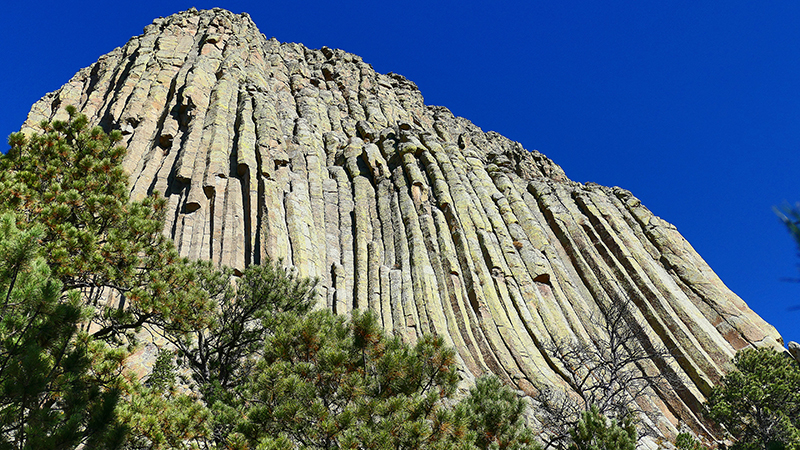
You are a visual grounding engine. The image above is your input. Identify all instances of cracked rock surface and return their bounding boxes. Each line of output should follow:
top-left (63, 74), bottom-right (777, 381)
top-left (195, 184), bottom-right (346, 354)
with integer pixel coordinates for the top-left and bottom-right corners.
top-left (22, 7), bottom-right (783, 440)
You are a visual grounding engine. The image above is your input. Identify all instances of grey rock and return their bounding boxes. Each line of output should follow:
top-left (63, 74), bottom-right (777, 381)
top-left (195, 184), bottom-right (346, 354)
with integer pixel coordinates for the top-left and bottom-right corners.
top-left (789, 341), bottom-right (800, 364)
top-left (21, 7), bottom-right (785, 442)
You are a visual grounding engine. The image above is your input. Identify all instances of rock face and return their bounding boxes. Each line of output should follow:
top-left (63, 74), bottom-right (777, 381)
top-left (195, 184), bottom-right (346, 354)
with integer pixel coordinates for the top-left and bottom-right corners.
top-left (22, 8), bottom-right (782, 439)
top-left (789, 341), bottom-right (800, 364)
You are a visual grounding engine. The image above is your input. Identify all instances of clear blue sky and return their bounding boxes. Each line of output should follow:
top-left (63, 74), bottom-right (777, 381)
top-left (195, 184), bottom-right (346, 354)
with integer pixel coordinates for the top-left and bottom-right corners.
top-left (2, 1), bottom-right (799, 344)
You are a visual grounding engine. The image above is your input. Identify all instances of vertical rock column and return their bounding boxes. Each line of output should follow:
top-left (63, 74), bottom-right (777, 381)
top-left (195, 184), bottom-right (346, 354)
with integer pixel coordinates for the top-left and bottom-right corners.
top-left (21, 7), bottom-right (784, 440)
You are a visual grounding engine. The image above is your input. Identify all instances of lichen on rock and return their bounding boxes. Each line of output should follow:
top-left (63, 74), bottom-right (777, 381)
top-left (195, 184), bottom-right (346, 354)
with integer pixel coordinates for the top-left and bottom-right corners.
top-left (22, 7), bottom-right (784, 442)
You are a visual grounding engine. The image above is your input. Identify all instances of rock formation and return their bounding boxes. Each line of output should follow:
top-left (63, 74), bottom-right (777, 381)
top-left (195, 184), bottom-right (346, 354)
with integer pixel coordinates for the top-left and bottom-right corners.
top-left (789, 341), bottom-right (800, 364)
top-left (21, 7), bottom-right (783, 440)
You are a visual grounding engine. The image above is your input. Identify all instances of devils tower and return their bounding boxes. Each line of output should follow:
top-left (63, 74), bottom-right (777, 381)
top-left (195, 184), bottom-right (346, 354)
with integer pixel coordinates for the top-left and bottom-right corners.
top-left (20, 7), bottom-right (783, 441)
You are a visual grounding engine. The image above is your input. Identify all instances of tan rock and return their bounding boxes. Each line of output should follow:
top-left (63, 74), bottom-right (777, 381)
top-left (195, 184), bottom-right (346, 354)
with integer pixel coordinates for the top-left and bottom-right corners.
top-left (24, 7), bottom-right (785, 442)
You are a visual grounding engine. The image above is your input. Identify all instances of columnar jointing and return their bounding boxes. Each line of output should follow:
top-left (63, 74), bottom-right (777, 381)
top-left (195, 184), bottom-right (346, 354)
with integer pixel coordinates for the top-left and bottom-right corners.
top-left (23, 7), bottom-right (782, 440)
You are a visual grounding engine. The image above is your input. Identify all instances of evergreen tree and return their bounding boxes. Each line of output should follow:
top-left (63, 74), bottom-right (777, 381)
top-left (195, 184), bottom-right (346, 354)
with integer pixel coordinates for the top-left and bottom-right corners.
top-left (162, 261), bottom-right (317, 446)
top-left (237, 309), bottom-right (468, 449)
top-left (0, 109), bottom-right (216, 449)
top-left (116, 349), bottom-right (212, 450)
top-left (0, 107), bottom-right (214, 344)
top-left (704, 347), bottom-right (800, 450)
top-left (460, 376), bottom-right (539, 450)
top-left (165, 262), bottom-right (317, 395)
top-left (567, 406), bottom-right (636, 450)
top-left (674, 431), bottom-right (710, 450)
top-left (0, 214), bottom-right (127, 449)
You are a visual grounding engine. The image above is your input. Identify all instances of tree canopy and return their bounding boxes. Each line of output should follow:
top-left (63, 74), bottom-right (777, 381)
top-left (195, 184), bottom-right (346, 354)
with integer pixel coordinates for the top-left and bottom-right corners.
top-left (705, 347), bottom-right (800, 450)
top-left (0, 110), bottom-right (219, 448)
top-left (568, 405), bottom-right (636, 450)
top-left (0, 214), bottom-right (127, 449)
top-left (0, 107), bottom-right (214, 344)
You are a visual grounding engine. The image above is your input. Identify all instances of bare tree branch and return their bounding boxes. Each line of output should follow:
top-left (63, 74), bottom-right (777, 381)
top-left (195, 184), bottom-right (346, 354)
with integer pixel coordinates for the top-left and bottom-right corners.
top-left (534, 297), bottom-right (677, 450)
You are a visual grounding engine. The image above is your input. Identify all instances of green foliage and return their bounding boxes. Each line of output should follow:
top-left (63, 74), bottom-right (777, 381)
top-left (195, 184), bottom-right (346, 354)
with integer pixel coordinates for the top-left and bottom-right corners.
top-left (0, 108), bottom-right (214, 343)
top-left (674, 432), bottom-right (710, 450)
top-left (237, 309), bottom-right (466, 449)
top-left (3, 108), bottom-right (136, 287)
top-left (117, 387), bottom-right (211, 450)
top-left (705, 347), bottom-right (800, 450)
top-left (145, 348), bottom-right (177, 391)
top-left (460, 376), bottom-right (539, 450)
top-left (160, 262), bottom-right (317, 446)
top-left (166, 262), bottom-right (317, 395)
top-left (0, 213), bottom-right (127, 449)
top-left (567, 405), bottom-right (636, 450)
top-left (117, 350), bottom-right (211, 450)
top-left (0, 109), bottom-right (215, 449)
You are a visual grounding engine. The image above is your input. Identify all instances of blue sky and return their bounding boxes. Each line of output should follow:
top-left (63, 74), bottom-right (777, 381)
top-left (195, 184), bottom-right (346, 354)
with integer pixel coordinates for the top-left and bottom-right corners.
top-left (2, 1), bottom-right (799, 344)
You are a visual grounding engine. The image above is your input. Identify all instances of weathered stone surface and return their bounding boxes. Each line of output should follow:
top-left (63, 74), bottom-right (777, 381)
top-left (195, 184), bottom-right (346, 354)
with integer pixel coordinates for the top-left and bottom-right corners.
top-left (789, 341), bottom-right (800, 364)
top-left (22, 7), bottom-right (784, 441)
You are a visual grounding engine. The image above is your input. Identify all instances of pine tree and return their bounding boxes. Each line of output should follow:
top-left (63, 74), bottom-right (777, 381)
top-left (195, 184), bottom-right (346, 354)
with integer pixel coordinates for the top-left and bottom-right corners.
top-left (115, 349), bottom-right (212, 450)
top-left (0, 107), bottom-right (214, 344)
top-left (0, 108), bottom-right (219, 449)
top-left (165, 262), bottom-right (317, 395)
top-left (161, 261), bottom-right (317, 446)
top-left (704, 347), bottom-right (800, 450)
top-left (460, 376), bottom-right (539, 450)
top-left (0, 214), bottom-right (127, 449)
top-left (568, 406), bottom-right (636, 450)
top-left (236, 309), bottom-right (467, 449)
top-left (674, 431), bottom-right (710, 450)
